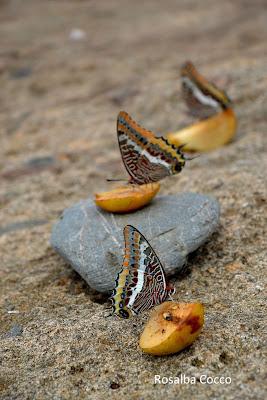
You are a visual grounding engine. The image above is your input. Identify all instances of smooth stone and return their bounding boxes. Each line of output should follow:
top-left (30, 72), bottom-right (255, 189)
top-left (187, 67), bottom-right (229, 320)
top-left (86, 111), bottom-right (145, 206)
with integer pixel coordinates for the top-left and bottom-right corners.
top-left (51, 193), bottom-right (220, 293)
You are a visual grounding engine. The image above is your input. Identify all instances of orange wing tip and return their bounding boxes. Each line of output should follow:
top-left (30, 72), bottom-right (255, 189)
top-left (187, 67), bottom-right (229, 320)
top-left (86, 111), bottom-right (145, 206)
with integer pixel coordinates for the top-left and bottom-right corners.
top-left (181, 61), bottom-right (206, 86)
top-left (117, 110), bottom-right (130, 120)
top-left (94, 183), bottom-right (160, 213)
top-left (167, 108), bottom-right (237, 152)
top-left (139, 302), bottom-right (204, 356)
top-left (181, 60), bottom-right (197, 76)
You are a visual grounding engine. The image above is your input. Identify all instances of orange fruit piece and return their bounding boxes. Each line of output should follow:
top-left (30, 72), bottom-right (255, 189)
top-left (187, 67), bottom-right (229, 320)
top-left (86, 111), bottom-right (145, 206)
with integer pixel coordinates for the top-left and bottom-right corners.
top-left (94, 183), bottom-right (160, 213)
top-left (167, 109), bottom-right (237, 152)
top-left (139, 302), bottom-right (204, 356)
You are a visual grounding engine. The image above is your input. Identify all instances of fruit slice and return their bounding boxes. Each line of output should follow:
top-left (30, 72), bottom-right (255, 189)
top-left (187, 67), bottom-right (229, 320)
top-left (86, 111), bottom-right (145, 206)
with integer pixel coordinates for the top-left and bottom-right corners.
top-left (139, 302), bottom-right (204, 356)
top-left (94, 183), bottom-right (160, 213)
top-left (167, 108), bottom-right (237, 152)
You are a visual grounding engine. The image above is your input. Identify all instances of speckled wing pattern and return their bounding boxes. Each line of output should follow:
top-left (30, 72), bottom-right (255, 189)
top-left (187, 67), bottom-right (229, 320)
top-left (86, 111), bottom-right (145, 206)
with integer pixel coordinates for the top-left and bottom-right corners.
top-left (111, 225), bottom-right (175, 319)
top-left (181, 61), bottom-right (232, 119)
top-left (117, 111), bottom-right (185, 184)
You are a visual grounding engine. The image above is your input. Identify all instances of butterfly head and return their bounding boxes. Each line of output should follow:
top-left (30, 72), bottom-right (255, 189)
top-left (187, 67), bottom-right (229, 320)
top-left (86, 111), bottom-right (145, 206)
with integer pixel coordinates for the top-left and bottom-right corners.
top-left (169, 145), bottom-right (186, 174)
top-left (166, 283), bottom-right (176, 297)
top-left (172, 159), bottom-right (184, 173)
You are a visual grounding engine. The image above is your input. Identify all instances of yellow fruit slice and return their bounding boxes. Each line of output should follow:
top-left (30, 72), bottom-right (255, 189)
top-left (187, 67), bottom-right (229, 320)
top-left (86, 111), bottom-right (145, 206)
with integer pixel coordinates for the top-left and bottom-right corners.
top-left (94, 183), bottom-right (160, 213)
top-left (167, 108), bottom-right (237, 152)
top-left (139, 302), bottom-right (204, 356)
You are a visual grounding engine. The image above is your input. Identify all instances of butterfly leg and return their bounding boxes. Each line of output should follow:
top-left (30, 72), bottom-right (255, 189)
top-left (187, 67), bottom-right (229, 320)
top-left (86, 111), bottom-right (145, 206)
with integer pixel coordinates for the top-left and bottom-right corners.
top-left (103, 303), bottom-right (115, 318)
top-left (103, 312), bottom-right (113, 318)
top-left (168, 293), bottom-right (175, 302)
top-left (103, 310), bottom-right (114, 318)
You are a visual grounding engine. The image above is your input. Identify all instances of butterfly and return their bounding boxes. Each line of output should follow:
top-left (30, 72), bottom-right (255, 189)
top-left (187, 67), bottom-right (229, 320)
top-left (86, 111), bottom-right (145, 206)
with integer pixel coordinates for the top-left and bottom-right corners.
top-left (181, 61), bottom-right (232, 119)
top-left (110, 225), bottom-right (175, 319)
top-left (117, 111), bottom-right (186, 185)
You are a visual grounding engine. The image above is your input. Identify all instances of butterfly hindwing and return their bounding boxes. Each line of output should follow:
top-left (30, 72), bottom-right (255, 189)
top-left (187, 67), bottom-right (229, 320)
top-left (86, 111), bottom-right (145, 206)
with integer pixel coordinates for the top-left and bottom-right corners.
top-left (128, 239), bottom-right (169, 315)
top-left (117, 111), bottom-right (185, 184)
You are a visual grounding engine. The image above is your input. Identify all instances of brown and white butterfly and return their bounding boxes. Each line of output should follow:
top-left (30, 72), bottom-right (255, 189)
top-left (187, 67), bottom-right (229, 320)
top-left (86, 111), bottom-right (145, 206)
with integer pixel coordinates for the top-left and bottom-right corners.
top-left (117, 111), bottom-right (186, 185)
top-left (181, 61), bottom-right (232, 119)
top-left (110, 225), bottom-right (175, 319)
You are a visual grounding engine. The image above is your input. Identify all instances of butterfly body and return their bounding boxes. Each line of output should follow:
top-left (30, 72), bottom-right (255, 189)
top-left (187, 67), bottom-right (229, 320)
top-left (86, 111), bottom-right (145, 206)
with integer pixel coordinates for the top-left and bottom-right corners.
top-left (117, 111), bottom-right (185, 185)
top-left (181, 61), bottom-right (232, 119)
top-left (111, 225), bottom-right (175, 319)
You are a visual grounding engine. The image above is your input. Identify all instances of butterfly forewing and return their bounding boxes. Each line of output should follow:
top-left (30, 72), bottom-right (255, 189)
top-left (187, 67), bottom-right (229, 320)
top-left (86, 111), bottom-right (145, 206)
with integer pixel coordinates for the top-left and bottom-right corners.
top-left (117, 111), bottom-right (185, 184)
top-left (181, 61), bottom-right (231, 119)
top-left (111, 225), bottom-right (174, 318)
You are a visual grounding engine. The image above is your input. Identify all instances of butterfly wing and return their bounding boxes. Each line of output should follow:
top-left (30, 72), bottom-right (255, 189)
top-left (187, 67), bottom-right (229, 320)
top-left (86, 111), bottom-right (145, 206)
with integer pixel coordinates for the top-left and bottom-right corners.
top-left (181, 61), bottom-right (231, 119)
top-left (124, 225), bottom-right (173, 316)
top-left (111, 225), bottom-right (175, 318)
top-left (117, 111), bottom-right (185, 184)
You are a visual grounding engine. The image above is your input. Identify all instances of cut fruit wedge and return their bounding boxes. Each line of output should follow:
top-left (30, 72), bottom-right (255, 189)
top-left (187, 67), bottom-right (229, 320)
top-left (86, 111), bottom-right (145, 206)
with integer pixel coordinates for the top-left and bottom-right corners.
top-left (167, 108), bottom-right (237, 152)
top-left (94, 183), bottom-right (160, 213)
top-left (139, 302), bottom-right (204, 356)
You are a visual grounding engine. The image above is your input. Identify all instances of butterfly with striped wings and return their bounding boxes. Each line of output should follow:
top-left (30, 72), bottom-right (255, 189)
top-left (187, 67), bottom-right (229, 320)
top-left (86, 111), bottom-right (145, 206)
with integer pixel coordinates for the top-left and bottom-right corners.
top-left (181, 61), bottom-right (232, 119)
top-left (117, 111), bottom-right (186, 185)
top-left (110, 225), bottom-right (175, 319)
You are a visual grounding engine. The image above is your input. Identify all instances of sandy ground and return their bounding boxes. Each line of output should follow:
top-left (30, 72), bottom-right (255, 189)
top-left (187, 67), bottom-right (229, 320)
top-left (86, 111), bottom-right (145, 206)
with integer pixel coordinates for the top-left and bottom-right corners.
top-left (0, 1), bottom-right (266, 399)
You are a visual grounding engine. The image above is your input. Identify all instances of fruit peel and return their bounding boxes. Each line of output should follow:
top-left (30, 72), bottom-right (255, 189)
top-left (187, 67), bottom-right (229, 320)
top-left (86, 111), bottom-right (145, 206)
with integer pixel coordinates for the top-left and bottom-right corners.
top-left (94, 183), bottom-right (160, 213)
top-left (139, 302), bottom-right (204, 356)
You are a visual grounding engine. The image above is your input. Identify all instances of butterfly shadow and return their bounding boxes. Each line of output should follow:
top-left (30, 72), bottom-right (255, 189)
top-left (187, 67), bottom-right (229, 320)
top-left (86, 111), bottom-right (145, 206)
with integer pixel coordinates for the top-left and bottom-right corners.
top-left (170, 230), bottom-right (222, 286)
top-left (53, 258), bottom-right (110, 305)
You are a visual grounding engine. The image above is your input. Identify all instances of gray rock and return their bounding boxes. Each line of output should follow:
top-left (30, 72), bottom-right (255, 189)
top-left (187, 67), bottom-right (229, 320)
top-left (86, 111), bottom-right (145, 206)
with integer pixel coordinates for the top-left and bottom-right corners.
top-left (6, 324), bottom-right (23, 338)
top-left (51, 193), bottom-right (220, 293)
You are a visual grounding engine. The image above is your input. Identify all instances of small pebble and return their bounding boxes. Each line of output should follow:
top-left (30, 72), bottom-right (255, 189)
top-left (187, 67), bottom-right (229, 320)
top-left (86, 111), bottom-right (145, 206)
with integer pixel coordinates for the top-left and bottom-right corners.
top-left (9, 67), bottom-right (32, 79)
top-left (110, 381), bottom-right (120, 390)
top-left (69, 29), bottom-right (86, 41)
top-left (6, 324), bottom-right (23, 338)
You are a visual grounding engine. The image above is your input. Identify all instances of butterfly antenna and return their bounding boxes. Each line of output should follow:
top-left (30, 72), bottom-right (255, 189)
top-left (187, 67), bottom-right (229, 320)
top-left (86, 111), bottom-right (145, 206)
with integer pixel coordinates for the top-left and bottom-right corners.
top-left (184, 154), bottom-right (201, 161)
top-left (106, 178), bottom-right (128, 182)
top-left (178, 143), bottom-right (187, 151)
